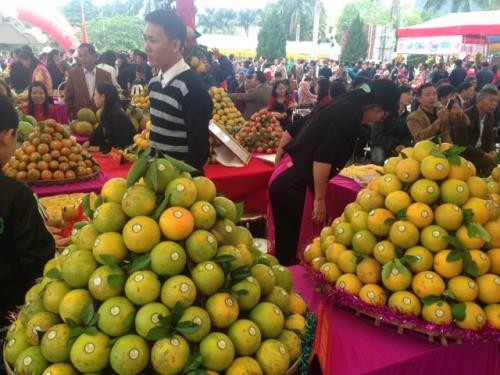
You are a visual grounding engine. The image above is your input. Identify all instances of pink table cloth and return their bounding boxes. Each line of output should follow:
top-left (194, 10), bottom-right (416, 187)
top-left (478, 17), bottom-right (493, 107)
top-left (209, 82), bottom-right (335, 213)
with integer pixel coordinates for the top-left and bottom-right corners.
top-left (325, 175), bottom-right (361, 219)
top-left (30, 173), bottom-right (108, 198)
top-left (289, 265), bottom-right (500, 375)
top-left (54, 103), bottom-right (69, 125)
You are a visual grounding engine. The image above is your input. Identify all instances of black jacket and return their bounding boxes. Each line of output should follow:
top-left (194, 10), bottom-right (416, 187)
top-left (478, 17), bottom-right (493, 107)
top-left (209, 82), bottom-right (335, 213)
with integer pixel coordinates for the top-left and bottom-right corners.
top-left (9, 61), bottom-right (30, 92)
top-left (90, 105), bottom-right (136, 153)
top-left (452, 105), bottom-right (496, 156)
top-left (449, 67), bottom-right (467, 88)
top-left (371, 109), bottom-right (412, 155)
top-left (48, 63), bottom-right (65, 90)
top-left (476, 68), bottom-right (494, 90)
top-left (0, 174), bottom-right (54, 325)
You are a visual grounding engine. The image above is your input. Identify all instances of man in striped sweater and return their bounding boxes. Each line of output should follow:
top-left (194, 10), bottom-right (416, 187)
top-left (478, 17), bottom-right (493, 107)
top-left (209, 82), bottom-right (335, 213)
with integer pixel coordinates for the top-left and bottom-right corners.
top-left (144, 10), bottom-right (213, 170)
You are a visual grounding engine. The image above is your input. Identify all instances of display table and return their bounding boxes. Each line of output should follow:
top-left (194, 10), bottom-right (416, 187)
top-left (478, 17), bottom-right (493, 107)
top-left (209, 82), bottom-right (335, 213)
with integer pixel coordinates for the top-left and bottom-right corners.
top-left (326, 175), bottom-right (361, 219)
top-left (204, 158), bottom-right (275, 215)
top-left (31, 173), bottom-right (108, 198)
top-left (289, 265), bottom-right (500, 375)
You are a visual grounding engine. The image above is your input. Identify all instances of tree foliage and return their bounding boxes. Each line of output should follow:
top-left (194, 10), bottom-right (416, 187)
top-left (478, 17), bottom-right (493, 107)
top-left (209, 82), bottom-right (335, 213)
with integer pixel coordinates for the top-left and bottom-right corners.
top-left (340, 13), bottom-right (369, 64)
top-left (197, 8), bottom-right (262, 36)
top-left (62, 0), bottom-right (99, 26)
top-left (423, 0), bottom-right (500, 13)
top-left (256, 5), bottom-right (287, 61)
top-left (85, 16), bottom-right (145, 52)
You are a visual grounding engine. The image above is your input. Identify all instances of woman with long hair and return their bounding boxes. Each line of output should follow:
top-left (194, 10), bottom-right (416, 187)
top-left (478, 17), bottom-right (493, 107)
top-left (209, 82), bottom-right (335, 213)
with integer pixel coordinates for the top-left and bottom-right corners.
top-left (19, 48), bottom-right (53, 93)
top-left (116, 53), bottom-right (132, 92)
top-left (97, 50), bottom-right (119, 87)
top-left (316, 77), bottom-right (331, 106)
top-left (24, 81), bottom-right (57, 121)
top-left (47, 50), bottom-right (64, 89)
top-left (90, 83), bottom-right (136, 153)
top-left (268, 80), bottom-right (400, 265)
top-left (268, 80), bottom-right (296, 129)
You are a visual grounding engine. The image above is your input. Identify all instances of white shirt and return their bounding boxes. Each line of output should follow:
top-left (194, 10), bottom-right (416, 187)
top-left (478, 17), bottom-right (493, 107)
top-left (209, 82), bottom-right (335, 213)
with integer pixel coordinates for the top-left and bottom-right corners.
top-left (160, 58), bottom-right (190, 88)
top-left (84, 66), bottom-right (97, 99)
top-left (476, 117), bottom-right (485, 148)
top-left (97, 63), bottom-right (118, 87)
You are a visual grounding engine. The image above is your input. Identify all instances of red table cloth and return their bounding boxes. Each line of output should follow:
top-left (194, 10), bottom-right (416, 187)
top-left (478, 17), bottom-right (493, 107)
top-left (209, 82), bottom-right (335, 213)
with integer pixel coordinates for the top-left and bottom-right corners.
top-left (30, 172), bottom-right (108, 198)
top-left (289, 265), bottom-right (500, 375)
top-left (54, 103), bottom-right (69, 125)
top-left (204, 158), bottom-right (274, 215)
top-left (325, 175), bottom-right (361, 219)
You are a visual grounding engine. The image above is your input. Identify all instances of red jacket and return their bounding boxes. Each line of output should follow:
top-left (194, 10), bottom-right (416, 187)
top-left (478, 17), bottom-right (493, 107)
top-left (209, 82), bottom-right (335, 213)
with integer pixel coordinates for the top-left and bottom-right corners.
top-left (23, 103), bottom-right (58, 122)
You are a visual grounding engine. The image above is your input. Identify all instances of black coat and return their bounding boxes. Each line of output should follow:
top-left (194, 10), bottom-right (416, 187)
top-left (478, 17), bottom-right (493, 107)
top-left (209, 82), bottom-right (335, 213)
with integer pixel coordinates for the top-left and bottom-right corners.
top-left (452, 105), bottom-right (496, 155)
top-left (9, 61), bottom-right (30, 92)
top-left (90, 105), bottom-right (136, 153)
top-left (371, 110), bottom-right (412, 155)
top-left (0, 174), bottom-right (55, 325)
top-left (449, 67), bottom-right (467, 88)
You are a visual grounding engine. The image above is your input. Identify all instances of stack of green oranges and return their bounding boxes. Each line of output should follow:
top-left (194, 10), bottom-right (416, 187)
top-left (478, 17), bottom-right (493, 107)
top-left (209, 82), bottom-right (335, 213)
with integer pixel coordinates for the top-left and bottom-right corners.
top-left (304, 140), bottom-right (500, 334)
top-left (4, 158), bottom-right (310, 375)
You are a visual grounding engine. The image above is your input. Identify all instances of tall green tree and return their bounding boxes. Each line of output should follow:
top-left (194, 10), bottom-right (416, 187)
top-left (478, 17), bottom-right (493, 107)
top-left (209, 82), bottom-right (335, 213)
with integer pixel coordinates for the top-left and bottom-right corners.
top-left (61, 0), bottom-right (99, 26)
top-left (197, 8), bottom-right (218, 34)
top-left (238, 9), bottom-right (263, 37)
top-left (257, 5), bottom-right (287, 61)
top-left (85, 16), bottom-right (145, 52)
top-left (340, 13), bottom-right (369, 63)
top-left (278, 0), bottom-right (314, 41)
top-left (100, 0), bottom-right (144, 18)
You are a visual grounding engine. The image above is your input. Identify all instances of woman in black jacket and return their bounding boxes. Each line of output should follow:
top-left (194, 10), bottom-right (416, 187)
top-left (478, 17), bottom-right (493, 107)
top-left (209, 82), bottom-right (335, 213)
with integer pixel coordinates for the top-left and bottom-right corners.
top-left (47, 49), bottom-right (65, 90)
top-left (268, 80), bottom-right (400, 265)
top-left (90, 83), bottom-right (136, 153)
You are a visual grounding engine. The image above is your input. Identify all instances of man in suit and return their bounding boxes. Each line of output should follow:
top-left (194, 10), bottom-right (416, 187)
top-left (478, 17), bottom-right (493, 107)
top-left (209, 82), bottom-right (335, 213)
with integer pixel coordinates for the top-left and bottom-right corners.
top-left (229, 71), bottom-right (272, 119)
top-left (452, 85), bottom-right (498, 176)
top-left (449, 59), bottom-right (467, 89)
top-left (65, 43), bottom-right (112, 119)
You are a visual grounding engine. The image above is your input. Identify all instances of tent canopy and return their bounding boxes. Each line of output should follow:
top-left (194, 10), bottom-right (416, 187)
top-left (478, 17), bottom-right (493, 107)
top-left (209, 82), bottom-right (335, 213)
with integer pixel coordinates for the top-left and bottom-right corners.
top-left (397, 10), bottom-right (500, 38)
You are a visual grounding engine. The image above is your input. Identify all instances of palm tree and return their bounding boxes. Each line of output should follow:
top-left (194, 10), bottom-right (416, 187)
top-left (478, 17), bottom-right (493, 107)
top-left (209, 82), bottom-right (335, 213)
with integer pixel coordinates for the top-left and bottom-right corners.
top-left (312, 0), bottom-right (322, 44)
top-left (238, 9), bottom-right (263, 37)
top-left (197, 8), bottom-right (218, 34)
top-left (278, 0), bottom-right (315, 41)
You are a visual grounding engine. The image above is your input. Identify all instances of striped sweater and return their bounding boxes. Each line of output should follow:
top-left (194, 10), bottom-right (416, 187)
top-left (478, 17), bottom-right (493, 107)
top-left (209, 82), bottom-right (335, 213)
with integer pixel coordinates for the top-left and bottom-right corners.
top-left (149, 69), bottom-right (213, 170)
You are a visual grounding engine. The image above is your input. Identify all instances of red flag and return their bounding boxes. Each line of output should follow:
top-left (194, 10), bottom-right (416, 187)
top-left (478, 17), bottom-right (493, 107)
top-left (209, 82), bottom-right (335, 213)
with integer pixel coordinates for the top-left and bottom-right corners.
top-left (80, 0), bottom-right (88, 43)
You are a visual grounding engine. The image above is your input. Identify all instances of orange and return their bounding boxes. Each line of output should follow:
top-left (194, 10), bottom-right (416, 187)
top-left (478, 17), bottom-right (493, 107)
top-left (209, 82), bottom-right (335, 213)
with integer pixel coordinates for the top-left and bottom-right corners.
top-left (406, 202), bottom-right (434, 229)
top-left (413, 140), bottom-right (439, 161)
top-left (434, 203), bottom-right (463, 231)
top-left (410, 179), bottom-right (440, 204)
top-left (420, 155), bottom-right (450, 180)
top-left (356, 190), bottom-right (384, 212)
top-left (448, 156), bottom-right (476, 180)
top-left (420, 225), bottom-right (449, 252)
top-left (440, 178), bottom-right (470, 205)
top-left (456, 225), bottom-right (486, 250)
top-left (462, 197), bottom-right (490, 224)
top-left (467, 176), bottom-right (489, 199)
top-left (383, 156), bottom-right (402, 174)
top-left (485, 221), bottom-right (500, 248)
top-left (433, 249), bottom-right (463, 278)
top-left (384, 190), bottom-right (412, 215)
top-left (389, 220), bottom-right (419, 248)
top-left (396, 158), bottom-right (421, 183)
top-left (122, 216), bottom-right (161, 253)
top-left (159, 207), bottom-right (195, 241)
top-left (367, 208), bottom-right (395, 236)
top-left (378, 174), bottom-right (403, 196)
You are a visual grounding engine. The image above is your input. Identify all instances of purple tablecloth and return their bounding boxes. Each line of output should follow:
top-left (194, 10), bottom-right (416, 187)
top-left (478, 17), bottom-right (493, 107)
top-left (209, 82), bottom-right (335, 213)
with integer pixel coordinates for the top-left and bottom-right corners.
top-left (54, 103), bottom-right (69, 125)
top-left (289, 265), bottom-right (500, 375)
top-left (30, 172), bottom-right (108, 198)
top-left (326, 175), bottom-right (361, 219)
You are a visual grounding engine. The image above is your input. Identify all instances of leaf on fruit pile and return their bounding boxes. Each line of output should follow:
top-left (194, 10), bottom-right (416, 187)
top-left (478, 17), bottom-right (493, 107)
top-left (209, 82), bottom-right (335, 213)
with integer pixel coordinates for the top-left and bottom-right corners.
top-left (382, 261), bottom-right (394, 280)
top-left (170, 302), bottom-right (185, 326)
top-left (462, 249), bottom-right (479, 278)
top-left (463, 208), bottom-right (474, 225)
top-left (400, 255), bottom-right (419, 265)
top-left (81, 303), bottom-right (95, 327)
top-left (384, 218), bottom-right (396, 226)
top-left (46, 268), bottom-right (61, 280)
top-left (99, 255), bottom-right (120, 269)
top-left (421, 295), bottom-right (442, 305)
top-left (183, 353), bottom-right (203, 374)
top-left (175, 321), bottom-right (200, 336)
top-left (451, 302), bottom-right (466, 321)
top-left (94, 196), bottom-right (103, 211)
top-left (107, 274), bottom-right (124, 289)
top-left (467, 223), bottom-right (491, 242)
top-left (230, 266), bottom-right (252, 283)
top-left (431, 150), bottom-right (446, 158)
top-left (152, 193), bottom-right (170, 221)
top-left (130, 254), bottom-right (151, 273)
top-left (160, 153), bottom-right (198, 173)
top-left (442, 289), bottom-right (455, 301)
top-left (446, 249), bottom-right (462, 262)
top-left (82, 194), bottom-right (94, 218)
top-left (396, 208), bottom-right (408, 220)
top-left (146, 326), bottom-right (170, 341)
top-left (235, 202), bottom-right (245, 223)
top-left (400, 152), bottom-right (408, 159)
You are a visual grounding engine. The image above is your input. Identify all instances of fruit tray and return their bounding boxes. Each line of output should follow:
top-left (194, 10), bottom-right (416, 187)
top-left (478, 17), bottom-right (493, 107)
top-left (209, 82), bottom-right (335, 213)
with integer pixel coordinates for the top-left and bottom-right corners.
top-left (304, 264), bottom-right (500, 345)
top-left (26, 166), bottom-right (101, 186)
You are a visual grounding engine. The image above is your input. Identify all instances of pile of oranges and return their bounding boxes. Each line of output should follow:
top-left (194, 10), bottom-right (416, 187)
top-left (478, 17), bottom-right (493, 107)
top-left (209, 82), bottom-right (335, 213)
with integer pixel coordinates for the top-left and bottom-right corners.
top-left (304, 140), bottom-right (500, 334)
top-left (2, 120), bottom-right (100, 182)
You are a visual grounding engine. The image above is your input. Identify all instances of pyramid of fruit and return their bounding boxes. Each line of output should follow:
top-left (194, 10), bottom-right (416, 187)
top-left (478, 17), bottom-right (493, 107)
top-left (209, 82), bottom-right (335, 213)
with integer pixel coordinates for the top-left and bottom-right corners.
top-left (209, 87), bottom-right (245, 136)
top-left (70, 108), bottom-right (98, 137)
top-left (236, 109), bottom-right (283, 154)
top-left (4, 156), bottom-right (313, 375)
top-left (131, 91), bottom-right (150, 111)
top-left (303, 140), bottom-right (500, 338)
top-left (2, 120), bottom-right (100, 183)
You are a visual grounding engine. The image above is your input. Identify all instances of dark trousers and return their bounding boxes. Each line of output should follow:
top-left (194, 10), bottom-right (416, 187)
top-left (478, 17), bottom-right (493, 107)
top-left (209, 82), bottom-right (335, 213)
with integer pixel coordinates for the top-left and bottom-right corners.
top-left (269, 166), bottom-right (307, 266)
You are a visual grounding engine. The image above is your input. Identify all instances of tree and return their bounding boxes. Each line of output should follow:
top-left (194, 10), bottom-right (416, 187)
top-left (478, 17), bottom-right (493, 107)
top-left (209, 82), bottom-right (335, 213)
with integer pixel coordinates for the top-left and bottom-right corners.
top-left (340, 13), bottom-right (369, 63)
top-left (278, 0), bottom-right (314, 41)
top-left (61, 0), bottom-right (99, 26)
top-left (85, 16), bottom-right (145, 52)
top-left (257, 5), bottom-right (287, 61)
top-left (99, 0), bottom-right (144, 18)
top-left (238, 9), bottom-right (263, 37)
top-left (197, 8), bottom-right (218, 34)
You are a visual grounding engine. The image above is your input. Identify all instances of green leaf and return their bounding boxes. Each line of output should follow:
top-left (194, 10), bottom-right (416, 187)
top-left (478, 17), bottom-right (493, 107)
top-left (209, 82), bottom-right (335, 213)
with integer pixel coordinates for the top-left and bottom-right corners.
top-left (149, 161), bottom-right (159, 193)
top-left (232, 289), bottom-right (249, 299)
top-left (159, 314), bottom-right (173, 328)
top-left (446, 249), bottom-right (462, 262)
top-left (431, 149), bottom-right (446, 158)
top-left (99, 255), bottom-right (120, 269)
top-left (448, 155), bottom-right (461, 166)
top-left (94, 196), bottom-right (104, 211)
top-left (470, 223), bottom-right (492, 242)
top-left (46, 268), bottom-right (61, 280)
top-left (160, 153), bottom-right (198, 173)
top-left (215, 205), bottom-right (227, 218)
top-left (170, 302), bottom-right (185, 326)
top-left (146, 326), bottom-right (170, 341)
top-left (396, 208), bottom-right (407, 220)
top-left (130, 254), bottom-right (151, 273)
top-left (107, 274), bottom-right (125, 289)
top-left (72, 221), bottom-right (88, 230)
top-left (66, 319), bottom-right (78, 329)
top-left (214, 255), bottom-right (237, 264)
top-left (463, 209), bottom-right (474, 225)
top-left (400, 152), bottom-right (408, 159)
top-left (463, 249), bottom-right (480, 278)
top-left (69, 326), bottom-right (85, 339)
top-left (82, 194), bottom-right (94, 219)
top-left (88, 312), bottom-right (100, 327)
top-left (381, 261), bottom-right (393, 280)
top-left (175, 321), bottom-right (201, 336)
top-left (257, 257), bottom-right (272, 267)
top-left (152, 194), bottom-right (169, 221)
top-left (384, 218), bottom-right (395, 226)
top-left (445, 235), bottom-right (465, 251)
top-left (394, 258), bottom-right (406, 273)
top-left (230, 266), bottom-right (252, 283)
top-left (84, 326), bottom-right (98, 335)
top-left (451, 302), bottom-right (466, 321)
top-left (81, 303), bottom-right (95, 327)
top-left (421, 295), bottom-right (442, 305)
top-left (442, 289), bottom-right (455, 301)
top-left (183, 352), bottom-right (203, 373)
top-left (445, 145), bottom-right (466, 157)
top-left (235, 202), bottom-right (245, 223)
top-left (400, 255), bottom-right (419, 265)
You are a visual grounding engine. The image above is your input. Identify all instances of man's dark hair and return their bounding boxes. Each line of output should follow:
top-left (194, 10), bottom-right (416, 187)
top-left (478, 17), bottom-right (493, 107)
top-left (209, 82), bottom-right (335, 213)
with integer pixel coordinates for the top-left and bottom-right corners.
top-left (79, 43), bottom-right (96, 56)
top-left (255, 71), bottom-right (267, 84)
top-left (329, 79), bottom-right (347, 98)
top-left (482, 61), bottom-right (490, 68)
top-left (399, 84), bottom-right (412, 95)
top-left (145, 9), bottom-right (187, 46)
top-left (274, 71), bottom-right (283, 79)
top-left (437, 84), bottom-right (455, 100)
top-left (0, 94), bottom-right (18, 131)
top-left (458, 82), bottom-right (473, 93)
top-left (454, 59), bottom-right (463, 67)
top-left (464, 76), bottom-right (477, 84)
top-left (416, 82), bottom-right (435, 97)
